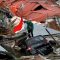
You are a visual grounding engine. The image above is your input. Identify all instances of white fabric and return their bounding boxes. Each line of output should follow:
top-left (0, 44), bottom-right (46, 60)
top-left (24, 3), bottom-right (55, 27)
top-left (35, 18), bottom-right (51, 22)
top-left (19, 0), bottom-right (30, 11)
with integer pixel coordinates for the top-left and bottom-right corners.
top-left (11, 16), bottom-right (21, 26)
top-left (11, 16), bottom-right (27, 33)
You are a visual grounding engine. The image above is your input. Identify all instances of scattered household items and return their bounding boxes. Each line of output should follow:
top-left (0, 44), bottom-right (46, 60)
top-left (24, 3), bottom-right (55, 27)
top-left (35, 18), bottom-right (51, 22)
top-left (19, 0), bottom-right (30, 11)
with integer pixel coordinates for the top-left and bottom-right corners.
top-left (24, 20), bottom-right (34, 38)
top-left (18, 35), bottom-right (53, 56)
top-left (0, 0), bottom-right (60, 60)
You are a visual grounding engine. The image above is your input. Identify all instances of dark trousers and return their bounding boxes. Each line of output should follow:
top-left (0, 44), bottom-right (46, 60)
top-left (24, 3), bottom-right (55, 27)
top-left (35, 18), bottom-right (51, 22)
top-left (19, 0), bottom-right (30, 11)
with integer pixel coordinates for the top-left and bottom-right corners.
top-left (28, 29), bottom-right (33, 38)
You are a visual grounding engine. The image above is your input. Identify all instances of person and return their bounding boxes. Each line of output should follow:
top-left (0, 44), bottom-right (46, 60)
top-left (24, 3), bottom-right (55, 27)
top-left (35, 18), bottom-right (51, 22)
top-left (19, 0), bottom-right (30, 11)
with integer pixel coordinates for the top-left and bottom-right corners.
top-left (10, 16), bottom-right (34, 38)
top-left (24, 20), bottom-right (34, 38)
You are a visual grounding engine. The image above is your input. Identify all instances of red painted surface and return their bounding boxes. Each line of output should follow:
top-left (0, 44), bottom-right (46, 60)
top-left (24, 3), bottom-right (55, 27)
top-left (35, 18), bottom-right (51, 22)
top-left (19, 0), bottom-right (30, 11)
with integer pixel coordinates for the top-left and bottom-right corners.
top-left (13, 17), bottom-right (23, 33)
top-left (10, 0), bottom-right (60, 22)
top-left (0, 0), bottom-right (60, 22)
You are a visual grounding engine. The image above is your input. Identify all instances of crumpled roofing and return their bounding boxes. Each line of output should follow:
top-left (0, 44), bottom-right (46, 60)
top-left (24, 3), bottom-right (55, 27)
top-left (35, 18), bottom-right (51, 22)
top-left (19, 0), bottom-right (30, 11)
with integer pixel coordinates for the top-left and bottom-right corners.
top-left (0, 0), bottom-right (60, 22)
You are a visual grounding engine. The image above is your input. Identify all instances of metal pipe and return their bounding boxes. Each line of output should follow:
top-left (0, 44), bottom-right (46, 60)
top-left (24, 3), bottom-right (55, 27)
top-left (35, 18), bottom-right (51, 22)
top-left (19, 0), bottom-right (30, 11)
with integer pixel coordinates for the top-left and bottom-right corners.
top-left (45, 28), bottom-right (58, 45)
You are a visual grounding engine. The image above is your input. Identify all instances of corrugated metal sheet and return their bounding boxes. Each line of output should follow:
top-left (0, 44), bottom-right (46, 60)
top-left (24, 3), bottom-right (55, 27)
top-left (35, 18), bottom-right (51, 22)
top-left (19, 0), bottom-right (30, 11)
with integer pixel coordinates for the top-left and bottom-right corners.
top-left (33, 23), bottom-right (60, 36)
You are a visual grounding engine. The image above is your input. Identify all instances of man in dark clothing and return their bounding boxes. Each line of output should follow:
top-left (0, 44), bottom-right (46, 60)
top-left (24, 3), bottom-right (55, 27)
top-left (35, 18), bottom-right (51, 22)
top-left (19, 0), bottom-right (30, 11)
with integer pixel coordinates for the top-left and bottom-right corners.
top-left (24, 20), bottom-right (34, 38)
